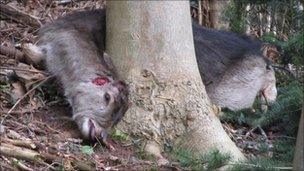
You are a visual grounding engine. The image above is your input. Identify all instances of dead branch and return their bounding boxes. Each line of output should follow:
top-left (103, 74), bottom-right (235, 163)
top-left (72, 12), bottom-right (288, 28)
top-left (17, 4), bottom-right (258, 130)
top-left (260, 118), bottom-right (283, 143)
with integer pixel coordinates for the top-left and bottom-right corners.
top-left (0, 143), bottom-right (43, 162)
top-left (0, 4), bottom-right (42, 28)
top-left (1, 143), bottom-right (56, 163)
top-left (1, 138), bottom-right (36, 149)
top-left (0, 45), bottom-right (25, 60)
top-left (0, 110), bottom-right (34, 116)
top-left (56, 0), bottom-right (87, 5)
top-left (0, 66), bottom-right (48, 74)
top-left (12, 158), bottom-right (34, 171)
top-left (1, 142), bottom-right (95, 170)
top-left (0, 144), bottom-right (57, 170)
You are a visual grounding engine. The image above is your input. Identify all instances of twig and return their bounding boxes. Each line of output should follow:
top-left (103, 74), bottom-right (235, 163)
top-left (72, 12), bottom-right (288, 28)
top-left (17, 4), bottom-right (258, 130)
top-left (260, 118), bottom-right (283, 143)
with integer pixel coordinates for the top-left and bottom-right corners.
top-left (0, 109), bottom-right (35, 115)
top-left (0, 45), bottom-right (24, 60)
top-left (12, 158), bottom-right (34, 171)
top-left (0, 4), bottom-right (42, 28)
top-left (272, 65), bottom-right (295, 77)
top-left (0, 143), bottom-right (43, 162)
top-left (257, 126), bottom-right (268, 141)
top-left (1, 76), bottom-right (53, 124)
top-left (271, 135), bottom-right (296, 140)
top-left (0, 66), bottom-right (48, 75)
top-left (56, 0), bottom-right (87, 5)
top-left (0, 161), bottom-right (18, 171)
top-left (42, 162), bottom-right (60, 171)
top-left (34, 120), bottom-right (63, 134)
top-left (1, 138), bottom-right (36, 149)
top-left (0, 144), bottom-right (57, 170)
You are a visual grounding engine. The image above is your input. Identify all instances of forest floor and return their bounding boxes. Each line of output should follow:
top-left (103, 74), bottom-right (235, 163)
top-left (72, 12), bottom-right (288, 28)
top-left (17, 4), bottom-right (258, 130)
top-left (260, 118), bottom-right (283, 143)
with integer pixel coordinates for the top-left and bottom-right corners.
top-left (0, 0), bottom-right (299, 170)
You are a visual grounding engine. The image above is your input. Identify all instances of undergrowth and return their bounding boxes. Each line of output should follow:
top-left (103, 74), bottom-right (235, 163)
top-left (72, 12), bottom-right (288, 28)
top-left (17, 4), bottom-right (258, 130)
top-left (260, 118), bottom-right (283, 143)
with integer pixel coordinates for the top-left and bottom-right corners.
top-left (170, 148), bottom-right (231, 170)
top-left (220, 78), bottom-right (302, 167)
top-left (221, 80), bottom-right (303, 136)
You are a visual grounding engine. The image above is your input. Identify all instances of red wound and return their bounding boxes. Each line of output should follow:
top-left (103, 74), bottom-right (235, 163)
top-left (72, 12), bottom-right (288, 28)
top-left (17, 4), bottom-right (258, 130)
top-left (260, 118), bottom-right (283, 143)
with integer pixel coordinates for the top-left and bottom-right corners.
top-left (92, 76), bottom-right (110, 86)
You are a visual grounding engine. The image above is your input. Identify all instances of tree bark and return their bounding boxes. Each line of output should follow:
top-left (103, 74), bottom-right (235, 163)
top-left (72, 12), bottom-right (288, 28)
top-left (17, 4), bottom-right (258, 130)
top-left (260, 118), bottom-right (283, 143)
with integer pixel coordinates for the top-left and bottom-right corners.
top-left (245, 4), bottom-right (251, 34)
top-left (198, 0), bottom-right (203, 26)
top-left (106, 1), bottom-right (245, 161)
top-left (209, 0), bottom-right (229, 30)
top-left (293, 106), bottom-right (304, 171)
top-left (265, 6), bottom-right (271, 33)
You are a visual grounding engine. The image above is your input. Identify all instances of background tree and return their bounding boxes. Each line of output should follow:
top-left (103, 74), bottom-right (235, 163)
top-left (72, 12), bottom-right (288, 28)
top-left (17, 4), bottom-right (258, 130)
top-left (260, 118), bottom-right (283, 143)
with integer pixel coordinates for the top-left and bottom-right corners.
top-left (293, 106), bottom-right (304, 171)
top-left (190, 0), bottom-right (230, 30)
top-left (106, 1), bottom-right (245, 161)
top-left (209, 0), bottom-right (229, 30)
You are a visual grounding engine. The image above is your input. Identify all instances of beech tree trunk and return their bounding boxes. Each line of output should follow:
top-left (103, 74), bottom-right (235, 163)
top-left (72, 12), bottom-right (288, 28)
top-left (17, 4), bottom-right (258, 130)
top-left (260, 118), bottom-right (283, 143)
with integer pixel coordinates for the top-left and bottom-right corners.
top-left (106, 1), bottom-right (245, 161)
top-left (293, 106), bottom-right (304, 171)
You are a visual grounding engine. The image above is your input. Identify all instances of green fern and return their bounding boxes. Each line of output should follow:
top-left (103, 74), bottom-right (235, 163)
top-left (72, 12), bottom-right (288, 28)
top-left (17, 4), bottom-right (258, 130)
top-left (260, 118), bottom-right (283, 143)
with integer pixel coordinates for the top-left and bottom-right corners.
top-left (253, 81), bottom-right (303, 134)
top-left (170, 148), bottom-right (231, 170)
top-left (221, 81), bottom-right (303, 136)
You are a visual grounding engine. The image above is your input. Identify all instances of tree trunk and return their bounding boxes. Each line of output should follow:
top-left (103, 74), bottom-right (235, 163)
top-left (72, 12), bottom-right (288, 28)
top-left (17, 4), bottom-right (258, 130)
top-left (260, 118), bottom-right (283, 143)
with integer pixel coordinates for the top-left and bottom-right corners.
top-left (232, 1), bottom-right (245, 33)
top-left (293, 106), bottom-right (304, 171)
top-left (198, 0), bottom-right (203, 26)
top-left (270, 3), bottom-right (277, 35)
top-left (106, 1), bottom-right (245, 161)
top-left (265, 6), bottom-right (271, 33)
top-left (258, 5), bottom-right (263, 36)
top-left (209, 0), bottom-right (229, 30)
top-left (245, 4), bottom-right (251, 34)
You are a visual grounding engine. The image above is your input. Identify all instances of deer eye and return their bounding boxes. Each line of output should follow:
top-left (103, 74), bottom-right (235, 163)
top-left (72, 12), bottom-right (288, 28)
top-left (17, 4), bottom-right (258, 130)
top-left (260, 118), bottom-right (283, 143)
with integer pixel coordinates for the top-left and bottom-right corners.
top-left (104, 93), bottom-right (111, 104)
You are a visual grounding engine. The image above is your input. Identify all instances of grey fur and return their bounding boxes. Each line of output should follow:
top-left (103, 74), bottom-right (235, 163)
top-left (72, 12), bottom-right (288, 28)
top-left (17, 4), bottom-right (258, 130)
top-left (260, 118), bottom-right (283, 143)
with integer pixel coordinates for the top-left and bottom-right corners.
top-left (193, 22), bottom-right (277, 110)
top-left (38, 10), bottom-right (128, 139)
